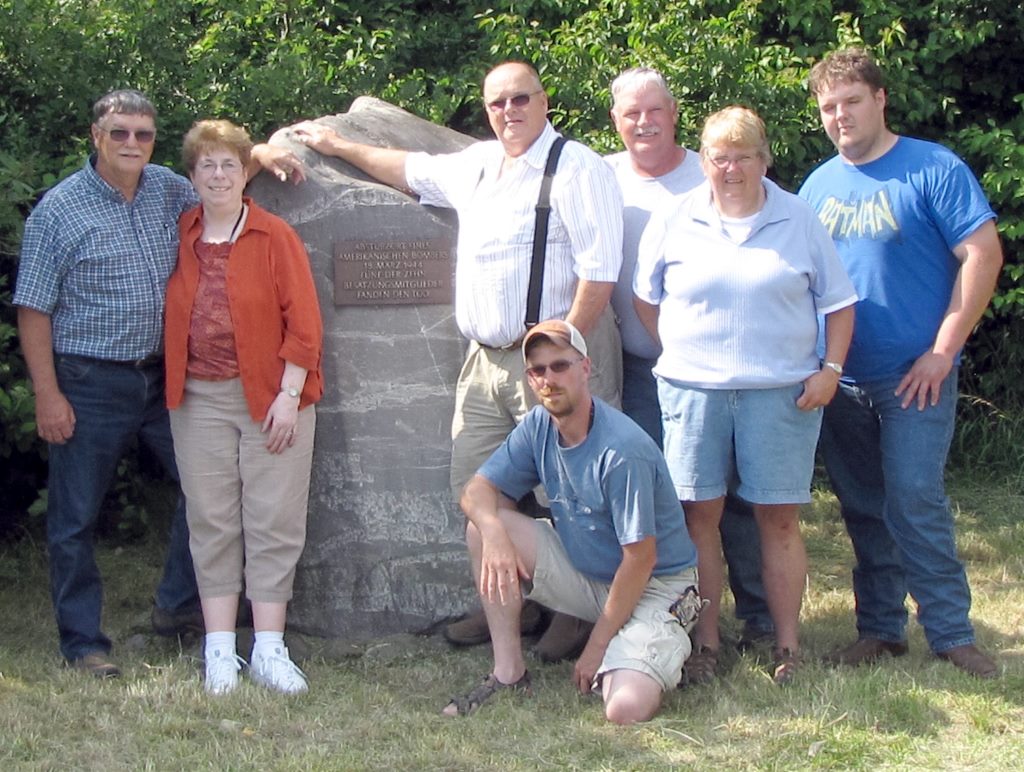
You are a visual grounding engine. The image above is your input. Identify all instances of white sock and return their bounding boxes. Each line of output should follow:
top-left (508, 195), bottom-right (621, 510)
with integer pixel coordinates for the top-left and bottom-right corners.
top-left (252, 630), bottom-right (286, 660)
top-left (205, 631), bottom-right (237, 661)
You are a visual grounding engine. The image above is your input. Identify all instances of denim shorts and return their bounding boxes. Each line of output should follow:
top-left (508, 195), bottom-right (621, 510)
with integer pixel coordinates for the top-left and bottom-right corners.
top-left (658, 378), bottom-right (822, 505)
top-left (527, 520), bottom-right (697, 692)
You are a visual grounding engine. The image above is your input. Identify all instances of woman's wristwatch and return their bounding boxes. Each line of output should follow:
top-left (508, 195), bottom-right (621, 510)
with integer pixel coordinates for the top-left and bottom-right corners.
top-left (823, 361), bottom-right (843, 376)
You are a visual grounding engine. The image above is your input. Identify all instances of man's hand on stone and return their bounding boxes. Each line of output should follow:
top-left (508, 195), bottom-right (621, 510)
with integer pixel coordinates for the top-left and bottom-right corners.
top-left (35, 389), bottom-right (76, 444)
top-left (290, 121), bottom-right (343, 156)
top-left (895, 351), bottom-right (954, 410)
top-left (250, 143), bottom-right (306, 184)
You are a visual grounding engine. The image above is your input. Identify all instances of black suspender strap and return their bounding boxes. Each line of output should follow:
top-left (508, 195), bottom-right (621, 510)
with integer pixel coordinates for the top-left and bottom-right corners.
top-left (524, 136), bottom-right (568, 329)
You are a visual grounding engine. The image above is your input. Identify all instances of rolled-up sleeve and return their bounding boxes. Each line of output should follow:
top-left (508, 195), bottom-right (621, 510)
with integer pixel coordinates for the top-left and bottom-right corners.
top-left (553, 150), bottom-right (623, 283)
top-left (273, 223), bottom-right (323, 372)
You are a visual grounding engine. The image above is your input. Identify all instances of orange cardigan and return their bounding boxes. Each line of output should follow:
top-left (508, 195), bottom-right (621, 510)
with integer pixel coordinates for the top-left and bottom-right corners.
top-left (165, 199), bottom-right (323, 421)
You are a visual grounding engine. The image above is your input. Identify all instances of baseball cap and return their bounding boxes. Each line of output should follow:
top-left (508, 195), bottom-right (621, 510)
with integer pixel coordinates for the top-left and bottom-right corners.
top-left (522, 319), bottom-right (588, 362)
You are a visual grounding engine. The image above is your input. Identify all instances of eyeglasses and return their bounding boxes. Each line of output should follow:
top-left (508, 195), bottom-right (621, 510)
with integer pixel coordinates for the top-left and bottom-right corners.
top-left (525, 357), bottom-right (582, 379)
top-left (487, 89), bottom-right (543, 113)
top-left (97, 126), bottom-right (156, 143)
top-left (195, 159), bottom-right (244, 175)
top-left (706, 153), bottom-right (760, 169)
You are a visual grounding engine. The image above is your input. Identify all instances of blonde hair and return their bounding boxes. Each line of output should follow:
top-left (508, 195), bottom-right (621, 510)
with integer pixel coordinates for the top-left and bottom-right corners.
top-left (181, 119), bottom-right (253, 173)
top-left (699, 106), bottom-right (772, 166)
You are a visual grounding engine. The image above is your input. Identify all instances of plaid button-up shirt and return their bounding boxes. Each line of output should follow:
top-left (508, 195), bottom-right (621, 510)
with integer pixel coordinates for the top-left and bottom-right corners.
top-left (15, 156), bottom-right (198, 360)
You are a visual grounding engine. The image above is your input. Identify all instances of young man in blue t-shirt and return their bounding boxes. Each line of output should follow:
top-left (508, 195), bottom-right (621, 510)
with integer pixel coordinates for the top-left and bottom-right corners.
top-left (798, 48), bottom-right (1004, 677)
top-left (443, 320), bottom-right (700, 724)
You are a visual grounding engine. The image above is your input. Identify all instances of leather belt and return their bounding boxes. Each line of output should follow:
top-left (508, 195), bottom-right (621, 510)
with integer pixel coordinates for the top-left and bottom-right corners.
top-left (478, 337), bottom-right (524, 352)
top-left (66, 353), bottom-right (164, 369)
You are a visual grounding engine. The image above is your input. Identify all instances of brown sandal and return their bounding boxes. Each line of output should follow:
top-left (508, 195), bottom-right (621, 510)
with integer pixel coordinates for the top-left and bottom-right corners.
top-left (442, 670), bottom-right (533, 716)
top-left (680, 645), bottom-right (719, 686)
top-left (772, 647), bottom-right (800, 685)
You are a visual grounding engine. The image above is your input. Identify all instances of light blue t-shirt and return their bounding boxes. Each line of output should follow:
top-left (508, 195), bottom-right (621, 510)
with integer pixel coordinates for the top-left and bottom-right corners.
top-left (604, 149), bottom-right (705, 359)
top-left (798, 136), bottom-right (996, 382)
top-left (634, 178), bottom-right (857, 388)
top-left (478, 398), bottom-right (697, 583)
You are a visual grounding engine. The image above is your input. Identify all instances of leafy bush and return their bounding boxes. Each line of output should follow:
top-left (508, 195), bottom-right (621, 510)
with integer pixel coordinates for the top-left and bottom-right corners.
top-left (1, 0), bottom-right (1021, 534)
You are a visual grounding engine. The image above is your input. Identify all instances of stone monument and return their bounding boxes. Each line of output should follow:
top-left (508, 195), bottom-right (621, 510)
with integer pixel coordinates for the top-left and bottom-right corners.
top-left (247, 98), bottom-right (478, 639)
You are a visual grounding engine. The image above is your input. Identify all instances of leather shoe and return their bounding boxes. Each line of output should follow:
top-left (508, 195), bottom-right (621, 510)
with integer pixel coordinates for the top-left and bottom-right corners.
top-left (936, 644), bottom-right (997, 679)
top-left (444, 600), bottom-right (544, 646)
top-left (532, 612), bottom-right (593, 662)
top-left (824, 637), bottom-right (908, 667)
top-left (70, 652), bottom-right (121, 679)
top-left (151, 604), bottom-right (205, 637)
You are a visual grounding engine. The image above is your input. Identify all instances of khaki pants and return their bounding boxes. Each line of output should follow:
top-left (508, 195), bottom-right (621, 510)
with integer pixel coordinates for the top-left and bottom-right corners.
top-left (169, 377), bottom-right (315, 602)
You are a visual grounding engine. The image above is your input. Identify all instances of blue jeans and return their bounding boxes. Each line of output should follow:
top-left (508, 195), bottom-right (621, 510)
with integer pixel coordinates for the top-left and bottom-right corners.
top-left (622, 351), bottom-right (663, 447)
top-left (47, 355), bottom-right (198, 660)
top-left (819, 368), bottom-right (974, 653)
top-left (622, 350), bottom-right (771, 632)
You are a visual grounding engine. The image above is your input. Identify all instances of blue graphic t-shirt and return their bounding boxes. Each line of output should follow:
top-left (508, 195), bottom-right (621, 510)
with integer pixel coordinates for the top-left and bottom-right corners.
top-left (798, 137), bottom-right (995, 381)
top-left (478, 398), bottom-right (697, 583)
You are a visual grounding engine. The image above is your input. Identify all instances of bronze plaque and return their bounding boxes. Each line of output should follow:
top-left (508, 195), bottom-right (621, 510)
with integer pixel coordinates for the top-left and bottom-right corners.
top-left (334, 239), bottom-right (453, 306)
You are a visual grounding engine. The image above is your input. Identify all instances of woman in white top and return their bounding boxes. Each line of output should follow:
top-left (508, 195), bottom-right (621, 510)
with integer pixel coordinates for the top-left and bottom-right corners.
top-left (634, 106), bottom-right (856, 685)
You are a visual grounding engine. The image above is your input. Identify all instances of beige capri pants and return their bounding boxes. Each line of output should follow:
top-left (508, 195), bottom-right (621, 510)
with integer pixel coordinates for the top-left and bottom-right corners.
top-left (169, 377), bottom-right (316, 602)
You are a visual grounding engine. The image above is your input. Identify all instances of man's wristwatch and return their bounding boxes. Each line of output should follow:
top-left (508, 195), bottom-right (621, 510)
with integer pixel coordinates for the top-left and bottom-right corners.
top-left (823, 361), bottom-right (843, 376)
top-left (281, 386), bottom-right (301, 398)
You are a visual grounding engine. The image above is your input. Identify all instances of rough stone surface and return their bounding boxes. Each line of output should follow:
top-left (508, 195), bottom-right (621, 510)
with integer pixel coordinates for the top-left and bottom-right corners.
top-left (247, 98), bottom-right (478, 640)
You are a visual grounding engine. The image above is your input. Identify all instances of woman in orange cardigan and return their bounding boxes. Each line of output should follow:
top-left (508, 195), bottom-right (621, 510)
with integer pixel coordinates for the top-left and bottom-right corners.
top-left (165, 119), bottom-right (323, 696)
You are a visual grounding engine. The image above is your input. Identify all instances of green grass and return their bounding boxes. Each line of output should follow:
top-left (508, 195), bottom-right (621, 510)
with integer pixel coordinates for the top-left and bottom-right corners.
top-left (1, 481), bottom-right (1022, 770)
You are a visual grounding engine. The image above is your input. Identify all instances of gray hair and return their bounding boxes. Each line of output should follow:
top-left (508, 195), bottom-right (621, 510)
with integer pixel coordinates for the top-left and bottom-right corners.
top-left (611, 67), bottom-right (676, 110)
top-left (92, 89), bottom-right (157, 123)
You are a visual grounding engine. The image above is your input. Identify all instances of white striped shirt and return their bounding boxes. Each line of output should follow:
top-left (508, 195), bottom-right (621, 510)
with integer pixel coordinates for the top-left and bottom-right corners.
top-left (406, 122), bottom-right (623, 347)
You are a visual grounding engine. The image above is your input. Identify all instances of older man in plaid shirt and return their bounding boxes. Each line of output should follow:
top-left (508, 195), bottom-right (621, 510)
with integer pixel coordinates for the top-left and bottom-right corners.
top-left (14, 90), bottom-right (205, 677)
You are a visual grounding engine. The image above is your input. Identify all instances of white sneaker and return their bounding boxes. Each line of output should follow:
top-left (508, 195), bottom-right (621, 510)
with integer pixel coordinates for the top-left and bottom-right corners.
top-left (204, 649), bottom-right (246, 695)
top-left (249, 645), bottom-right (308, 695)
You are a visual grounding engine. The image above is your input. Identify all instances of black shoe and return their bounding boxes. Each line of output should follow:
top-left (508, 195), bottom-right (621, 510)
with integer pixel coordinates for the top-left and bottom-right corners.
top-left (151, 604), bottom-right (205, 637)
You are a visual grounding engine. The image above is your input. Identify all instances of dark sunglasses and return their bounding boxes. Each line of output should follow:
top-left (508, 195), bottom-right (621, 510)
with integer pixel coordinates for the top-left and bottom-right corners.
top-left (525, 357), bottom-right (582, 379)
top-left (487, 89), bottom-right (542, 113)
top-left (97, 126), bottom-right (156, 143)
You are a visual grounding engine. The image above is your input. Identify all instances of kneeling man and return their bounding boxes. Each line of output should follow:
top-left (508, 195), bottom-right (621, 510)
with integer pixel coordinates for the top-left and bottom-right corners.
top-left (445, 320), bottom-right (699, 725)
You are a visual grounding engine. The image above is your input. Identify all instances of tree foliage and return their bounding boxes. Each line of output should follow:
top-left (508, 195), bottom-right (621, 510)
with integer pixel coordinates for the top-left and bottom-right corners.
top-left (1, 0), bottom-right (1021, 529)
